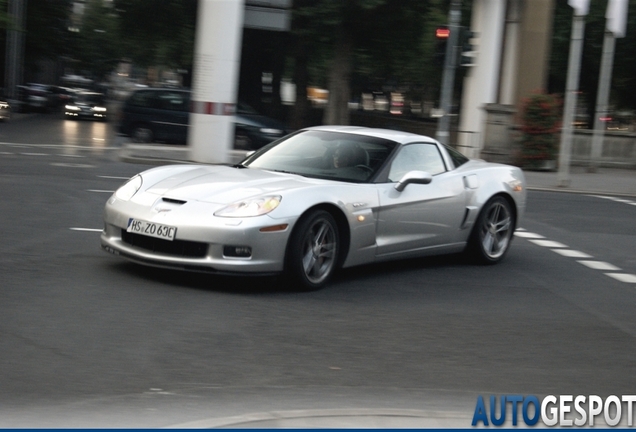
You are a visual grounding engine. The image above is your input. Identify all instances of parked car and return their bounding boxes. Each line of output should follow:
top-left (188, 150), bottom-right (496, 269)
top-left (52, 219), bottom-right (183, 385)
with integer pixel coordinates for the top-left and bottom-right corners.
top-left (0, 99), bottom-right (11, 121)
top-left (64, 91), bottom-right (108, 121)
top-left (101, 126), bottom-right (526, 290)
top-left (118, 88), bottom-right (289, 149)
top-left (22, 83), bottom-right (58, 112)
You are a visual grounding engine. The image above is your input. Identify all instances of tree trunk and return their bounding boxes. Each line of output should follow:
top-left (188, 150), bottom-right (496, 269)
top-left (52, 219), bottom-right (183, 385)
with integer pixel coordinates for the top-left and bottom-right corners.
top-left (323, 24), bottom-right (353, 125)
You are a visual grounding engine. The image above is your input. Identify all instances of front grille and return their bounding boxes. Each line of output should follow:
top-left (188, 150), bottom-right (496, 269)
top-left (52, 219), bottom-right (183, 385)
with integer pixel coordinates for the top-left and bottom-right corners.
top-left (121, 230), bottom-right (208, 258)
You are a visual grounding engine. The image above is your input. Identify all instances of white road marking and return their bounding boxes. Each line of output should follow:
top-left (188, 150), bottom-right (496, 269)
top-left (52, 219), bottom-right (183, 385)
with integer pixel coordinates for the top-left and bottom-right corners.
top-left (21, 152), bottom-right (48, 156)
top-left (552, 249), bottom-right (592, 258)
top-left (514, 231), bottom-right (545, 239)
top-left (97, 175), bottom-right (130, 180)
top-left (605, 273), bottom-right (636, 284)
top-left (0, 151), bottom-right (13, 155)
top-left (522, 228), bottom-right (635, 285)
top-left (528, 239), bottom-right (568, 248)
top-left (70, 228), bottom-right (103, 232)
top-left (578, 261), bottom-right (621, 271)
top-left (590, 195), bottom-right (635, 205)
top-left (50, 162), bottom-right (94, 168)
top-left (87, 189), bottom-right (115, 193)
top-left (58, 154), bottom-right (86, 158)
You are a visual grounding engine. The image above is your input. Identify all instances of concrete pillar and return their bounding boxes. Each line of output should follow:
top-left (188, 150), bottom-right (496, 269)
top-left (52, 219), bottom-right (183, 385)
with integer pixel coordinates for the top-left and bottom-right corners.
top-left (189, 0), bottom-right (245, 164)
top-left (514, 0), bottom-right (555, 106)
top-left (457, 0), bottom-right (506, 159)
top-left (499, 0), bottom-right (522, 105)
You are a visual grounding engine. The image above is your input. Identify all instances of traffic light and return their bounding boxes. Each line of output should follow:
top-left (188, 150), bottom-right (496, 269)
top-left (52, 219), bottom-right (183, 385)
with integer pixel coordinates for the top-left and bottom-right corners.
top-left (434, 26), bottom-right (449, 65)
top-left (435, 26), bottom-right (450, 39)
top-left (460, 28), bottom-right (478, 67)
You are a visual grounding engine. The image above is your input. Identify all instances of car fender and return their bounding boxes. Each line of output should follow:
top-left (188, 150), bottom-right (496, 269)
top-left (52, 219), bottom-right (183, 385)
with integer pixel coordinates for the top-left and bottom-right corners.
top-left (269, 183), bottom-right (381, 267)
top-left (463, 165), bottom-right (526, 231)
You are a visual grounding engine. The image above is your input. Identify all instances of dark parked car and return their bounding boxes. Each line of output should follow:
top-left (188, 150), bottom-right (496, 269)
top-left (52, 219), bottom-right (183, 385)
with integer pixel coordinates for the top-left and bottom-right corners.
top-left (64, 91), bottom-right (108, 121)
top-left (17, 83), bottom-right (58, 112)
top-left (118, 88), bottom-right (289, 149)
top-left (0, 99), bottom-right (11, 121)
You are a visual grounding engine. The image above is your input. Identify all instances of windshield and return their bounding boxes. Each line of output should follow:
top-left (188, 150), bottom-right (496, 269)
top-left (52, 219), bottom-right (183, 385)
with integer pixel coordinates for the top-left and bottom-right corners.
top-left (243, 130), bottom-right (397, 183)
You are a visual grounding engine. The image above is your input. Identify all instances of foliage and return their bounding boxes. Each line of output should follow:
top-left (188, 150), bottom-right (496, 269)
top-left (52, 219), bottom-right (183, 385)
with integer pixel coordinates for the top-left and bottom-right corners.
top-left (73, 0), bottom-right (121, 80)
top-left (113, 0), bottom-right (197, 71)
top-left (24, 0), bottom-right (74, 73)
top-left (0, 0), bottom-right (11, 30)
top-left (519, 92), bottom-right (562, 169)
top-left (549, 0), bottom-right (636, 119)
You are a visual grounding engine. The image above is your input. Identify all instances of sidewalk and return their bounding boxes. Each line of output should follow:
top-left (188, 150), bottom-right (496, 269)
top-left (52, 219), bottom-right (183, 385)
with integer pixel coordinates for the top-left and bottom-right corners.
top-left (523, 165), bottom-right (636, 197)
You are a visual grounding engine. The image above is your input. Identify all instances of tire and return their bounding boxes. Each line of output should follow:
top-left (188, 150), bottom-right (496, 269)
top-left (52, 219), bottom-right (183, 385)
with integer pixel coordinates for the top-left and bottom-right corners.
top-left (131, 125), bottom-right (153, 143)
top-left (467, 196), bottom-right (515, 264)
top-left (285, 210), bottom-right (340, 291)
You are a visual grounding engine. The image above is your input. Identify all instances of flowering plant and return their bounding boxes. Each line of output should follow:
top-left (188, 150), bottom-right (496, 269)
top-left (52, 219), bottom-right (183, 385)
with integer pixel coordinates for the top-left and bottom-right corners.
top-left (519, 92), bottom-right (562, 169)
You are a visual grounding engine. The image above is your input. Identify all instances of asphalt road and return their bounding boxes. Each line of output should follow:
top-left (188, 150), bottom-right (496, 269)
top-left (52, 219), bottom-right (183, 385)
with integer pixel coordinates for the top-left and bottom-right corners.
top-left (1, 113), bottom-right (635, 427)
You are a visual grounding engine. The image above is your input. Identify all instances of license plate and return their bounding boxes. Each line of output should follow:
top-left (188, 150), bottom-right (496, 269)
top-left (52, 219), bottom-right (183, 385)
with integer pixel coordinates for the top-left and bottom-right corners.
top-left (127, 218), bottom-right (177, 241)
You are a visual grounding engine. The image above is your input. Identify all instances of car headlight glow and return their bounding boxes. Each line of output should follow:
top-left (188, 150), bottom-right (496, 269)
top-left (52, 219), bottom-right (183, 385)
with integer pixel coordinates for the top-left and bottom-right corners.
top-left (65, 105), bottom-right (80, 111)
top-left (114, 175), bottom-right (142, 201)
top-left (215, 195), bottom-right (281, 218)
top-left (93, 106), bottom-right (107, 112)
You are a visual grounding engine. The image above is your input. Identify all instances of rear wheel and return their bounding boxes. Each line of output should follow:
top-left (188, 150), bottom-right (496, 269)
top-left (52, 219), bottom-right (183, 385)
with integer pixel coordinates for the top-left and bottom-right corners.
top-left (131, 125), bottom-right (153, 143)
top-left (285, 210), bottom-right (339, 290)
top-left (468, 196), bottom-right (514, 264)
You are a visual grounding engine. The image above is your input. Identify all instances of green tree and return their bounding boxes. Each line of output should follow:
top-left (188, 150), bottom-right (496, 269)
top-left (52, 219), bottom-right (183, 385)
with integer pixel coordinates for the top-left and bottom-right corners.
top-left (289, 0), bottom-right (435, 126)
top-left (74, 0), bottom-right (121, 80)
top-left (24, 0), bottom-right (74, 79)
top-left (113, 0), bottom-right (196, 74)
top-left (0, 0), bottom-right (11, 29)
top-left (549, 0), bottom-right (636, 123)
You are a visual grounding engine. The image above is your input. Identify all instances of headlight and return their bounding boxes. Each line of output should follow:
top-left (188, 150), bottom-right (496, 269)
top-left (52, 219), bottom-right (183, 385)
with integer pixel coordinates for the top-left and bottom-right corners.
top-left (93, 106), bottom-right (107, 112)
top-left (65, 105), bottom-right (80, 111)
top-left (114, 175), bottom-right (142, 201)
top-left (215, 195), bottom-right (281, 218)
top-left (259, 128), bottom-right (283, 135)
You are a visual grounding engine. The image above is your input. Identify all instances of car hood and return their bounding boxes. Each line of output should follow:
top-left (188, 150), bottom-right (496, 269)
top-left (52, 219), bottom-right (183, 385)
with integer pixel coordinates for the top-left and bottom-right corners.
top-left (143, 165), bottom-right (323, 204)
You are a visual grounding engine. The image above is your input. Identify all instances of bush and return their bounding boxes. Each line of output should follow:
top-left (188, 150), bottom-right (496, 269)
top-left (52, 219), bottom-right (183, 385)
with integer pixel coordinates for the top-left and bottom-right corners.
top-left (519, 92), bottom-right (562, 169)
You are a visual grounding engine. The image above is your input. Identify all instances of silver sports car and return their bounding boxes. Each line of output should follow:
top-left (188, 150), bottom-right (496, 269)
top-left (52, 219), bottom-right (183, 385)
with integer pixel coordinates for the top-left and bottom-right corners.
top-left (102, 126), bottom-right (526, 290)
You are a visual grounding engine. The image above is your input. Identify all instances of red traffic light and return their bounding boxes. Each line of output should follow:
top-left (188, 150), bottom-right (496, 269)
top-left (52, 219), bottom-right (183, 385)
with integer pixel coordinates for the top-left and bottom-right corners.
top-left (436, 27), bottom-right (450, 39)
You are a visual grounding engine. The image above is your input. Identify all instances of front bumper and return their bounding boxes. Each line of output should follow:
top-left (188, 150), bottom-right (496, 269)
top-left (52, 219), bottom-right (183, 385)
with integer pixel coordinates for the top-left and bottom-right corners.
top-left (101, 197), bottom-right (295, 274)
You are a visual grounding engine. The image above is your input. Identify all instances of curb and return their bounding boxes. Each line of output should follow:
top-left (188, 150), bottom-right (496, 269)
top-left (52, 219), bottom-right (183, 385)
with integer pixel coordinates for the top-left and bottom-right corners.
top-left (527, 186), bottom-right (636, 198)
top-left (118, 143), bottom-right (249, 166)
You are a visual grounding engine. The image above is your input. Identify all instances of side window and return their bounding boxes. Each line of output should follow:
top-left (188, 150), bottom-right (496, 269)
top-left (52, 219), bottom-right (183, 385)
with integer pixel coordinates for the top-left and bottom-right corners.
top-left (128, 91), bottom-right (153, 108)
top-left (388, 143), bottom-right (446, 182)
top-left (444, 144), bottom-right (469, 168)
top-left (160, 91), bottom-right (188, 112)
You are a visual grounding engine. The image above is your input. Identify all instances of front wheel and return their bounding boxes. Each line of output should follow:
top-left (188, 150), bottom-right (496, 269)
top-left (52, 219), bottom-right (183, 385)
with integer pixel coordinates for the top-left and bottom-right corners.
top-left (285, 210), bottom-right (339, 290)
top-left (468, 196), bottom-right (515, 264)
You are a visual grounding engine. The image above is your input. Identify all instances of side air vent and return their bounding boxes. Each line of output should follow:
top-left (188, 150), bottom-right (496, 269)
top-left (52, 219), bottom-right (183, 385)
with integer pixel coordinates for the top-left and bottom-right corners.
top-left (162, 197), bottom-right (187, 205)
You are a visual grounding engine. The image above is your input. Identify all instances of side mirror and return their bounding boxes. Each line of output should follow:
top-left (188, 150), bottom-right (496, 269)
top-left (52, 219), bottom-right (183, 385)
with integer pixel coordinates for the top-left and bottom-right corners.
top-left (395, 170), bottom-right (433, 191)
